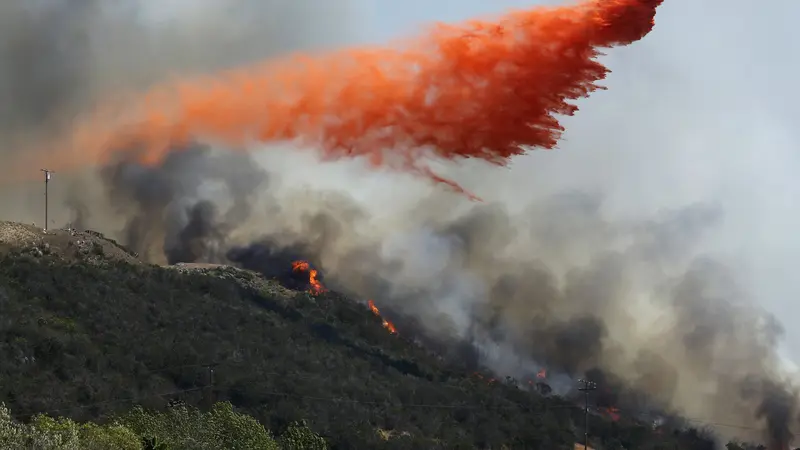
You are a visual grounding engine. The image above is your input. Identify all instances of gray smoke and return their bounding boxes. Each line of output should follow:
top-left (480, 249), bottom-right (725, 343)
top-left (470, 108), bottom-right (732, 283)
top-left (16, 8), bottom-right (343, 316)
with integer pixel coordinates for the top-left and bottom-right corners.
top-left (0, 0), bottom-right (94, 137)
top-left (99, 144), bottom-right (267, 263)
top-left (0, 0), bottom-right (362, 223)
top-left (140, 177), bottom-right (797, 446)
top-left (203, 183), bottom-right (798, 447)
top-left (0, 0), bottom-right (360, 252)
top-left (0, 0), bottom-right (361, 152)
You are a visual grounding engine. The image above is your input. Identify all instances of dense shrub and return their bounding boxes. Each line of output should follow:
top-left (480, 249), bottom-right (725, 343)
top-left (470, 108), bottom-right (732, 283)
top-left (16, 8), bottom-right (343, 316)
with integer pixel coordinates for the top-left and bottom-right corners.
top-left (0, 401), bottom-right (327, 450)
top-left (0, 253), bottom-right (762, 448)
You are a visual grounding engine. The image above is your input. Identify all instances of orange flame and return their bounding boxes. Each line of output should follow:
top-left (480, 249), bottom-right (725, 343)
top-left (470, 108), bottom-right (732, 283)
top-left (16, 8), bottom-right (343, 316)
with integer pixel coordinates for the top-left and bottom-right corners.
top-left (8, 0), bottom-right (665, 193)
top-left (368, 299), bottom-right (380, 315)
top-left (367, 299), bottom-right (397, 334)
top-left (291, 260), bottom-right (326, 294)
top-left (537, 368), bottom-right (547, 379)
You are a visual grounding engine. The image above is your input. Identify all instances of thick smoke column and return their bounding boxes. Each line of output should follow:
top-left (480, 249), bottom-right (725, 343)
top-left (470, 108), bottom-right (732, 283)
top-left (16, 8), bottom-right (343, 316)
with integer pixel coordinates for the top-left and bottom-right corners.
top-left (0, 0), bottom-right (360, 257)
top-left (101, 145), bottom-right (267, 263)
top-left (12, 0), bottom-right (664, 194)
top-left (222, 186), bottom-right (799, 446)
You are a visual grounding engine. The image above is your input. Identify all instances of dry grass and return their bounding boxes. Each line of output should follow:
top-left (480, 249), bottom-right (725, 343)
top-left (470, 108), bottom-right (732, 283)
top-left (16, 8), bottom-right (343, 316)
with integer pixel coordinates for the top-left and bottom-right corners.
top-left (163, 261), bottom-right (298, 300)
top-left (166, 262), bottom-right (228, 270)
top-left (0, 220), bottom-right (294, 300)
top-left (0, 221), bottom-right (41, 248)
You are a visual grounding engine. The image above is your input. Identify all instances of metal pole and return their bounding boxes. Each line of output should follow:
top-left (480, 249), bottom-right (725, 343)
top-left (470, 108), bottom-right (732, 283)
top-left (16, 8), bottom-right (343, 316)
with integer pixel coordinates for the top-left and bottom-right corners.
top-left (44, 174), bottom-right (48, 231)
top-left (578, 379), bottom-right (597, 449)
top-left (40, 169), bottom-right (52, 232)
top-left (203, 364), bottom-right (216, 409)
top-left (584, 388), bottom-right (588, 448)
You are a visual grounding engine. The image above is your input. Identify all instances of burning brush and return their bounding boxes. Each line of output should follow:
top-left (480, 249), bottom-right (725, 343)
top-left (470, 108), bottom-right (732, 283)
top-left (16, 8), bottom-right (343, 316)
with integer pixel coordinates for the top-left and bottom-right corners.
top-left (291, 260), bottom-right (326, 295)
top-left (368, 300), bottom-right (398, 334)
top-left (287, 260), bottom-right (398, 335)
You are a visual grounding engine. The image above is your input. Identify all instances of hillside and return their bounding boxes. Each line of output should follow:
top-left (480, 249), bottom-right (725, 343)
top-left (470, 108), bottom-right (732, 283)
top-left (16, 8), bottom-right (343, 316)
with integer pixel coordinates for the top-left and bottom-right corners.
top-left (0, 222), bottom-right (749, 449)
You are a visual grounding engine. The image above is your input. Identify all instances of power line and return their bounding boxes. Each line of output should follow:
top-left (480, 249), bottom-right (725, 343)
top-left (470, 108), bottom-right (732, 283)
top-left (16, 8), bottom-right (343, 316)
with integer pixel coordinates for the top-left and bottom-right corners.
top-left (3, 359), bottom-right (766, 433)
top-left (17, 386), bottom-right (761, 432)
top-left (8, 361), bottom-right (219, 417)
top-left (8, 387), bottom-right (770, 450)
top-left (16, 361), bottom-right (222, 386)
top-left (15, 386), bottom-right (207, 418)
top-left (595, 406), bottom-right (763, 432)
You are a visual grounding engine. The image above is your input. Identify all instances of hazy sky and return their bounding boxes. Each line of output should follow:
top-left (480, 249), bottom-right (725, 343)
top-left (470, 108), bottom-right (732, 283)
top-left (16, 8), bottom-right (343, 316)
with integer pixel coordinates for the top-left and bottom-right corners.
top-left (355, 0), bottom-right (800, 361)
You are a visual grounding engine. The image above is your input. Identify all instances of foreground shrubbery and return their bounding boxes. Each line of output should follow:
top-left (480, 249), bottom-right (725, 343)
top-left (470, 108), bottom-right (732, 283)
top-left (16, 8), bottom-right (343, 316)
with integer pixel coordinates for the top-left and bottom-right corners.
top-left (0, 401), bottom-right (325, 450)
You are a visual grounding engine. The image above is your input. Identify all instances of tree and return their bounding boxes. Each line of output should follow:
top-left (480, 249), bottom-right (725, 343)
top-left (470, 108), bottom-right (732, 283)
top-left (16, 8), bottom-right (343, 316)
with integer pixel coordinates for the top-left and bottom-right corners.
top-left (278, 420), bottom-right (328, 450)
top-left (0, 402), bottom-right (141, 449)
top-left (119, 402), bottom-right (282, 449)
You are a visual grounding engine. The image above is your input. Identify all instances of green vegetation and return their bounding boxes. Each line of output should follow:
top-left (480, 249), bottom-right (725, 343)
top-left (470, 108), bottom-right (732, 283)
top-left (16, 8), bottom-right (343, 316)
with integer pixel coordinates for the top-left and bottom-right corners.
top-left (0, 244), bottom-right (767, 448)
top-left (0, 401), bottom-right (324, 449)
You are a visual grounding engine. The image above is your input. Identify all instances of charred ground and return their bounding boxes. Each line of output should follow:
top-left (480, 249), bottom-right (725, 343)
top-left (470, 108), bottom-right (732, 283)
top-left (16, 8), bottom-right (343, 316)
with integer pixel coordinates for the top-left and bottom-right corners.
top-left (0, 222), bottom-right (768, 449)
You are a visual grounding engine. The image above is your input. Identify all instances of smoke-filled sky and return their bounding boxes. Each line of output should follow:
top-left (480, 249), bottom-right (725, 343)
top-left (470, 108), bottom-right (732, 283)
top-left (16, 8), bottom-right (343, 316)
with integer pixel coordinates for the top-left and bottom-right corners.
top-left (359, 0), bottom-right (800, 363)
top-left (1, 0), bottom-right (799, 443)
top-left (155, 0), bottom-right (800, 363)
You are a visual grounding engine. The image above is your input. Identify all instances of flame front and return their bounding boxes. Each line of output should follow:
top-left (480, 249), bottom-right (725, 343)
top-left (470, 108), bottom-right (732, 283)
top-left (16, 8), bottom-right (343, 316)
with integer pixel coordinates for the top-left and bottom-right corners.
top-left (292, 260), bottom-right (326, 295)
top-left (367, 300), bottom-right (397, 334)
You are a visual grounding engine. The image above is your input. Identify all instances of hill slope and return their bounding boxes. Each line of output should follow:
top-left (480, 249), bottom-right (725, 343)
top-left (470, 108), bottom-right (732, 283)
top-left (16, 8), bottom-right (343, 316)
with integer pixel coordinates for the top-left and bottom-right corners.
top-left (0, 225), bottom-right (736, 449)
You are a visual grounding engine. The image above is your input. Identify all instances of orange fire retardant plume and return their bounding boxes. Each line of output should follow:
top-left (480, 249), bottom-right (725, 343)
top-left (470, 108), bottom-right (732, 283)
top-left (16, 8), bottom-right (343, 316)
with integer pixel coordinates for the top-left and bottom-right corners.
top-left (14, 0), bottom-right (664, 196)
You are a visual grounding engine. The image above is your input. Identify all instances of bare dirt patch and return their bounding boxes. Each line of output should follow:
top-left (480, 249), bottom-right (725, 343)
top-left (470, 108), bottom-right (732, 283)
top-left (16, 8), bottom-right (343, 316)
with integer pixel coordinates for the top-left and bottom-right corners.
top-left (0, 221), bottom-right (140, 264)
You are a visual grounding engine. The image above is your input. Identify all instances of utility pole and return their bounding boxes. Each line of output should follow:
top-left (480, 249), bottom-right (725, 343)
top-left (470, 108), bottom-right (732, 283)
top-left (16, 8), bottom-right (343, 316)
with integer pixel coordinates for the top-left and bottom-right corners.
top-left (202, 364), bottom-right (216, 409)
top-left (40, 169), bottom-right (53, 232)
top-left (578, 378), bottom-right (597, 450)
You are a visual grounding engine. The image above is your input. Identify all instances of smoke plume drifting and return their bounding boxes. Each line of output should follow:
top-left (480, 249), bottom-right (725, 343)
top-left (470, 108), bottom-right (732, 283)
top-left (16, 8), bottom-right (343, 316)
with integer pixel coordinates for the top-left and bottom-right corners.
top-left (101, 145), bottom-right (266, 264)
top-left (11, 0), bottom-right (663, 195)
top-left (213, 185), bottom-right (798, 447)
